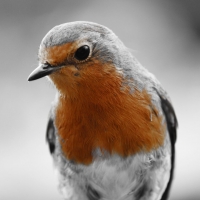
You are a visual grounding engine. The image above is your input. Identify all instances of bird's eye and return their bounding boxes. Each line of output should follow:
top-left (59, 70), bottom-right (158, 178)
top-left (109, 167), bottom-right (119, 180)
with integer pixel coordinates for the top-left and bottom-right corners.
top-left (74, 45), bottom-right (90, 61)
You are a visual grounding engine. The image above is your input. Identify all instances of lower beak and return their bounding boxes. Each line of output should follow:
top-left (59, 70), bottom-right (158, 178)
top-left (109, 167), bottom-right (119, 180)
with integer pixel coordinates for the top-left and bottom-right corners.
top-left (28, 63), bottom-right (59, 81)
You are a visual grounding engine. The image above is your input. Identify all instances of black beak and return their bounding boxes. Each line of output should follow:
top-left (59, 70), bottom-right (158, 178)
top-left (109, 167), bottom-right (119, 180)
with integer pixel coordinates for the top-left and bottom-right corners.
top-left (28, 63), bottom-right (59, 81)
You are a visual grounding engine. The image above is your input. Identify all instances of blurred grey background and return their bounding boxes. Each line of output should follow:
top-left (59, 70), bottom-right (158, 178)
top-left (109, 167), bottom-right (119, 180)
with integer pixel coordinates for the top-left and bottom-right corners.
top-left (1, 0), bottom-right (200, 199)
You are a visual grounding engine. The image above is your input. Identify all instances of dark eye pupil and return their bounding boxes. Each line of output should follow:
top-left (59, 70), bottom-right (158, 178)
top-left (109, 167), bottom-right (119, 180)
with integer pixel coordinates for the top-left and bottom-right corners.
top-left (75, 45), bottom-right (90, 61)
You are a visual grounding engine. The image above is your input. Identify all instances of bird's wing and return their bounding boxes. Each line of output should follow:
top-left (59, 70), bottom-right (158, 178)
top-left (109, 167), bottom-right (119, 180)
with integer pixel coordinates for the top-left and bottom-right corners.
top-left (46, 110), bottom-right (56, 154)
top-left (155, 89), bottom-right (178, 200)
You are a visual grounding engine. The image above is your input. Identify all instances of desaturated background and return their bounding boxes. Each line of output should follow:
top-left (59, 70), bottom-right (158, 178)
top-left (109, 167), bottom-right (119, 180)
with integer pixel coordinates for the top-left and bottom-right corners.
top-left (1, 0), bottom-right (200, 200)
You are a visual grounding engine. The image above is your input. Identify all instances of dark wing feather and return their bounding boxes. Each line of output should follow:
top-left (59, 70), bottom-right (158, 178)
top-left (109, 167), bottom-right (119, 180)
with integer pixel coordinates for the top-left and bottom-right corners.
top-left (156, 90), bottom-right (178, 200)
top-left (46, 115), bottom-right (56, 154)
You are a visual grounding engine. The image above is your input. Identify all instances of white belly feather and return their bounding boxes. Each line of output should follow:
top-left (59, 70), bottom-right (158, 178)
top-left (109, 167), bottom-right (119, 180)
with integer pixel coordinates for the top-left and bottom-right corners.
top-left (53, 132), bottom-right (171, 200)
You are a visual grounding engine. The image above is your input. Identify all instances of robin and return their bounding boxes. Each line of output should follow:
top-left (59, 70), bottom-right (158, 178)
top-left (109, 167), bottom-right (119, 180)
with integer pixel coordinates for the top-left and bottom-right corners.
top-left (28, 21), bottom-right (177, 200)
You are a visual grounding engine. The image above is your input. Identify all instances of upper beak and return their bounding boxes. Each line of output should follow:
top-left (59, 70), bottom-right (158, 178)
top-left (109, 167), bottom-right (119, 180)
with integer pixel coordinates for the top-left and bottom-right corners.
top-left (28, 63), bottom-right (59, 81)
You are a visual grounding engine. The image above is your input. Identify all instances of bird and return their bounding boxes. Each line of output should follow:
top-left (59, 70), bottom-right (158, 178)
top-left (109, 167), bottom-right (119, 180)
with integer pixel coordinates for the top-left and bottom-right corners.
top-left (28, 21), bottom-right (177, 200)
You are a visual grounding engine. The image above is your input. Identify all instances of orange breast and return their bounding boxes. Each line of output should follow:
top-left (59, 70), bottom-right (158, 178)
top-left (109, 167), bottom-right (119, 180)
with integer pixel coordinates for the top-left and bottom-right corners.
top-left (54, 63), bottom-right (165, 165)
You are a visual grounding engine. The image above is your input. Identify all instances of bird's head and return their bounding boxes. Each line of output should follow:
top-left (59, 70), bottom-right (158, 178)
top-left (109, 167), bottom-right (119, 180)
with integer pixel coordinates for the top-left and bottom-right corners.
top-left (28, 21), bottom-right (133, 97)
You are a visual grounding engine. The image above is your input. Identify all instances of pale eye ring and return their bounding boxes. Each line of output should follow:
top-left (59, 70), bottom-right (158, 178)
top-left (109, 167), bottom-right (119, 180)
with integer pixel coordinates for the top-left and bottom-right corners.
top-left (74, 45), bottom-right (90, 61)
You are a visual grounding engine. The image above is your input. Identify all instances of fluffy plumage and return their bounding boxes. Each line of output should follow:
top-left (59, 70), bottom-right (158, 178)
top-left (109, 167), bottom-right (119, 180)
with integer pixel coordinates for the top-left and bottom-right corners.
top-left (29, 21), bottom-right (177, 200)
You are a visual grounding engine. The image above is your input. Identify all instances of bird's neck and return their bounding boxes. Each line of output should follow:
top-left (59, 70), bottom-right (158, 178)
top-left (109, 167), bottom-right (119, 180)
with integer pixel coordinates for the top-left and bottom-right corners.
top-left (54, 68), bottom-right (165, 165)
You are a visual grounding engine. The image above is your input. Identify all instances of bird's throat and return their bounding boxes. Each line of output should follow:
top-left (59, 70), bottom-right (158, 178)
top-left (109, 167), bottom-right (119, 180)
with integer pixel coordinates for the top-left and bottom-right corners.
top-left (54, 67), bottom-right (165, 165)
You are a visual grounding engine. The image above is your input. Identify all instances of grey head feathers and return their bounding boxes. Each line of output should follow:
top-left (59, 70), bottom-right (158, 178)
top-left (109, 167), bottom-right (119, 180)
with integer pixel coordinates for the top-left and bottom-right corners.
top-left (40, 21), bottom-right (133, 69)
top-left (41, 21), bottom-right (117, 47)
